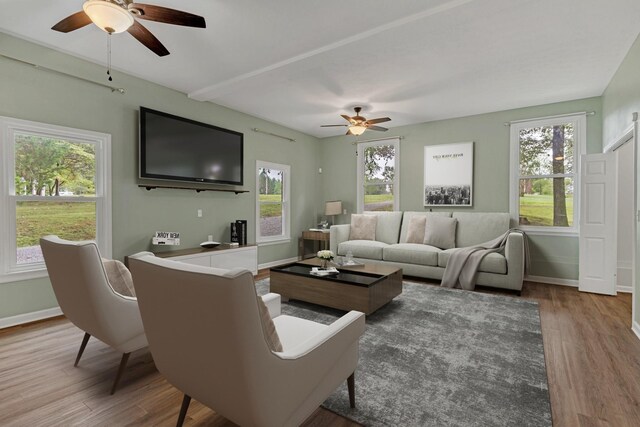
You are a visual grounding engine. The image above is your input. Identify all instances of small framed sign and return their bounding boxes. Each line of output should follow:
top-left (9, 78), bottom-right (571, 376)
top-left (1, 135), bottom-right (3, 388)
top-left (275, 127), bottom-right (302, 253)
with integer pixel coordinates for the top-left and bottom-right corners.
top-left (152, 231), bottom-right (180, 245)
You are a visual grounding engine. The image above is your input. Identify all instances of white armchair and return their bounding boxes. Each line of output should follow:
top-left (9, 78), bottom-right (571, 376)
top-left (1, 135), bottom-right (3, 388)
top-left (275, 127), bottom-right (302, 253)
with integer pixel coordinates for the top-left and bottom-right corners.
top-left (128, 253), bottom-right (365, 427)
top-left (40, 236), bottom-right (148, 394)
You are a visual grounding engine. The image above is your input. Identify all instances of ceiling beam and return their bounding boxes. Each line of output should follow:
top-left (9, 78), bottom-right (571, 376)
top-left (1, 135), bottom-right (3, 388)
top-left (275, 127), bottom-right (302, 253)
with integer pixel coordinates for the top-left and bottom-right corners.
top-left (187, 0), bottom-right (476, 102)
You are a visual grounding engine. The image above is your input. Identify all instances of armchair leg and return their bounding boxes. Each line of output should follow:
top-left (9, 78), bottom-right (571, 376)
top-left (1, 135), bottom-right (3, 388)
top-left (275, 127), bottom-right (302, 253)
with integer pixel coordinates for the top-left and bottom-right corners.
top-left (176, 394), bottom-right (192, 427)
top-left (347, 372), bottom-right (355, 408)
top-left (110, 352), bottom-right (131, 395)
top-left (74, 332), bottom-right (91, 367)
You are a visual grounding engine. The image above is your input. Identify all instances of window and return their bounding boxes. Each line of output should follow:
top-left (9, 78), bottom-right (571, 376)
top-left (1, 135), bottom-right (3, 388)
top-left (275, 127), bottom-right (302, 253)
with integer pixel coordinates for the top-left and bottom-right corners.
top-left (256, 161), bottom-right (290, 244)
top-left (357, 138), bottom-right (400, 212)
top-left (0, 116), bottom-right (111, 282)
top-left (509, 114), bottom-right (586, 235)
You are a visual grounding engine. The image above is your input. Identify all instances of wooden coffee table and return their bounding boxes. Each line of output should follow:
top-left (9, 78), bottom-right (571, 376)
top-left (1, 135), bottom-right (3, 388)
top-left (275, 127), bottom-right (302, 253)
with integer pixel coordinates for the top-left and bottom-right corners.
top-left (270, 259), bottom-right (402, 315)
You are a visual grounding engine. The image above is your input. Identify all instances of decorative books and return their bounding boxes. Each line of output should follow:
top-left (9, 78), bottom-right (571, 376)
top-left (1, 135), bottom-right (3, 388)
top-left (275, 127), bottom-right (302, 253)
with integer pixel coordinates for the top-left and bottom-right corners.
top-left (310, 267), bottom-right (339, 276)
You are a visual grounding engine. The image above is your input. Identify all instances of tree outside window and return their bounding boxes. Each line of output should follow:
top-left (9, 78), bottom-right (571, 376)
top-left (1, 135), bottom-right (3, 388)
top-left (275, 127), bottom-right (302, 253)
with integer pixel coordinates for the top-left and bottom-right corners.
top-left (256, 161), bottom-right (290, 243)
top-left (510, 114), bottom-right (585, 233)
top-left (357, 139), bottom-right (400, 212)
top-left (13, 135), bottom-right (98, 264)
top-left (258, 168), bottom-right (283, 237)
top-left (1, 116), bottom-right (111, 281)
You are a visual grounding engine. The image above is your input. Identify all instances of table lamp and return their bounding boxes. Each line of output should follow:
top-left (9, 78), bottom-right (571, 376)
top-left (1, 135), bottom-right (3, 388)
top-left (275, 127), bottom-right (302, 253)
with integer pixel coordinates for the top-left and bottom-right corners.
top-left (324, 200), bottom-right (343, 226)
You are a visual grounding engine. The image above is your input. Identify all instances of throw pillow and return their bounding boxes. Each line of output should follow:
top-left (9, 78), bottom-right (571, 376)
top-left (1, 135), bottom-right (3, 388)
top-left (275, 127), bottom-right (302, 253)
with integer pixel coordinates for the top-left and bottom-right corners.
top-left (405, 216), bottom-right (427, 244)
top-left (423, 216), bottom-right (458, 249)
top-left (102, 259), bottom-right (136, 297)
top-left (257, 297), bottom-right (283, 352)
top-left (349, 214), bottom-right (377, 241)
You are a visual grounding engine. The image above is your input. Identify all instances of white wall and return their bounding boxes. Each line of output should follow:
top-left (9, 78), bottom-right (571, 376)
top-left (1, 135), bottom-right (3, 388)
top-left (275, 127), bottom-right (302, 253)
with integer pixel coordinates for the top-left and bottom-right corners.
top-left (616, 141), bottom-right (634, 292)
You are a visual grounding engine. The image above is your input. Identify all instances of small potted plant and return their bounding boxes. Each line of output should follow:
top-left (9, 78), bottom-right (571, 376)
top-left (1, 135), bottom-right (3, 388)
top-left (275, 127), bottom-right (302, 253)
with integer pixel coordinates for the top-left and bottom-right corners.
top-left (317, 250), bottom-right (334, 269)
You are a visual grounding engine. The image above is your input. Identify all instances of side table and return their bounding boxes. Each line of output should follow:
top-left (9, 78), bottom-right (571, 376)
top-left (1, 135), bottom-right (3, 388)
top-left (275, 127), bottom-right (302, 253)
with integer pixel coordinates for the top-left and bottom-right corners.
top-left (299, 230), bottom-right (330, 259)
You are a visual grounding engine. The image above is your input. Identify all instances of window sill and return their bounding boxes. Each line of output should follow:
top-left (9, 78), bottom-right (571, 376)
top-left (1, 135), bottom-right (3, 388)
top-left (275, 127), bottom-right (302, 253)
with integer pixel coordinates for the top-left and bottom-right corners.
top-left (257, 238), bottom-right (291, 247)
top-left (0, 267), bottom-right (48, 284)
top-left (518, 227), bottom-right (578, 237)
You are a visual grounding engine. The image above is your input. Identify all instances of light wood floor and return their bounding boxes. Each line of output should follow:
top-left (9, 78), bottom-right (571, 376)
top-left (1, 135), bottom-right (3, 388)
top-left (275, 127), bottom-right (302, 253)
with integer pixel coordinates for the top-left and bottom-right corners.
top-left (1, 274), bottom-right (639, 426)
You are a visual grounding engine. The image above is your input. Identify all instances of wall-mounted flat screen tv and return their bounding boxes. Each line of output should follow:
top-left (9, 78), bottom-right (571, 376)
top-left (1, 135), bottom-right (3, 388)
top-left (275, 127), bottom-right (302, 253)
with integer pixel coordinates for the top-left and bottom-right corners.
top-left (139, 107), bottom-right (243, 186)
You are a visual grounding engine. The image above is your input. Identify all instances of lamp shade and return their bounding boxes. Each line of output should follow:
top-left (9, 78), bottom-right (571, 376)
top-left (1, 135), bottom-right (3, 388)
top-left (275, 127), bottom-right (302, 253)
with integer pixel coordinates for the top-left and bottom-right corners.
top-left (325, 200), bottom-right (343, 216)
top-left (83, 0), bottom-right (134, 34)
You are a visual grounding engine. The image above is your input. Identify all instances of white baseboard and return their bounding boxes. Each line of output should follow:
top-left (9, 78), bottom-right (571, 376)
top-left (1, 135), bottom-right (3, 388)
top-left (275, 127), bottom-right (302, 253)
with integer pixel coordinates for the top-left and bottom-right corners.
top-left (0, 306), bottom-right (62, 330)
top-left (526, 275), bottom-right (579, 287)
top-left (526, 275), bottom-right (633, 294)
top-left (632, 321), bottom-right (640, 342)
top-left (258, 257), bottom-right (299, 271)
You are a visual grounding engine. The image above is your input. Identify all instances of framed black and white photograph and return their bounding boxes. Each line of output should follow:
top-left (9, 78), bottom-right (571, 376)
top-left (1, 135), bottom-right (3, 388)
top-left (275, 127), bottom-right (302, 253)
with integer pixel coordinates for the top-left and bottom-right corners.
top-left (424, 142), bottom-right (474, 206)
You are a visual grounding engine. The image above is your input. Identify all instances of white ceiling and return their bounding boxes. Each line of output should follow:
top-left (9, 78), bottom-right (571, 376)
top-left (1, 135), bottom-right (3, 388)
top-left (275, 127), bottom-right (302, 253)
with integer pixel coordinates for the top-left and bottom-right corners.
top-left (1, 0), bottom-right (640, 137)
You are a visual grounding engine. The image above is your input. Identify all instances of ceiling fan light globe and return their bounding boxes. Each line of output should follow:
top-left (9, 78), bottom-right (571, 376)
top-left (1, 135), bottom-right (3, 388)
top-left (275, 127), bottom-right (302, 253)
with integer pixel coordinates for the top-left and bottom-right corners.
top-left (349, 125), bottom-right (367, 136)
top-left (83, 0), bottom-right (134, 34)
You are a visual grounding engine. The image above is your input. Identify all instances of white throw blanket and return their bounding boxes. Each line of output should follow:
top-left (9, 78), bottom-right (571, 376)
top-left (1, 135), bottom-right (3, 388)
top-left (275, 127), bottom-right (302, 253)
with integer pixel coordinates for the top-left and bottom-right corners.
top-left (441, 229), bottom-right (528, 290)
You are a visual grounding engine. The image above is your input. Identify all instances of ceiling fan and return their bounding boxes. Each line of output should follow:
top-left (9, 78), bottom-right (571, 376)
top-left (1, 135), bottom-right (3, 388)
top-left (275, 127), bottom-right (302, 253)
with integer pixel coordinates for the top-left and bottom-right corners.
top-left (321, 106), bottom-right (391, 136)
top-left (51, 0), bottom-right (206, 57)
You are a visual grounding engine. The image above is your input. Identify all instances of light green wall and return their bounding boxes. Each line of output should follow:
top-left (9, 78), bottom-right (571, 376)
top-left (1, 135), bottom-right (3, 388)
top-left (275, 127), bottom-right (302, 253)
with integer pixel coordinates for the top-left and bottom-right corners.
top-left (0, 33), bottom-right (320, 319)
top-left (1, 29), bottom-right (627, 323)
top-left (320, 97), bottom-right (603, 281)
top-left (602, 33), bottom-right (640, 329)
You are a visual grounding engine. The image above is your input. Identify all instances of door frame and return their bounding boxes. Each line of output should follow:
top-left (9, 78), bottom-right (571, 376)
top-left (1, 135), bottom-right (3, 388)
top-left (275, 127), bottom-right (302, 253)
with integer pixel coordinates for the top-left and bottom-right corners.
top-left (603, 115), bottom-right (637, 325)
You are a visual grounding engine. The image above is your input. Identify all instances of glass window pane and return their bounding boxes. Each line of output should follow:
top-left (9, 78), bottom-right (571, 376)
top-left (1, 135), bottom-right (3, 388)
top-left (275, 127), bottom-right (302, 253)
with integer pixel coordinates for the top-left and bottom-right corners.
top-left (519, 123), bottom-right (574, 176)
top-left (14, 134), bottom-right (96, 197)
top-left (259, 202), bottom-right (283, 237)
top-left (364, 184), bottom-right (394, 211)
top-left (519, 178), bottom-right (574, 227)
top-left (258, 168), bottom-right (283, 200)
top-left (364, 145), bottom-right (395, 183)
top-left (258, 167), bottom-right (284, 237)
top-left (16, 201), bottom-right (97, 264)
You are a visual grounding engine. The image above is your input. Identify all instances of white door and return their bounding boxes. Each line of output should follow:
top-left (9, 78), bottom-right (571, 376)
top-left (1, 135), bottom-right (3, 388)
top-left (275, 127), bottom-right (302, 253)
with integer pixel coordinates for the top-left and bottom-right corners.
top-left (579, 153), bottom-right (616, 295)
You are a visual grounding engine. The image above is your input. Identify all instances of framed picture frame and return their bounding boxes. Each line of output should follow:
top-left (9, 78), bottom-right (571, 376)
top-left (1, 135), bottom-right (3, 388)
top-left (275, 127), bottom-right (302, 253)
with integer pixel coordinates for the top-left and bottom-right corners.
top-left (424, 142), bottom-right (474, 207)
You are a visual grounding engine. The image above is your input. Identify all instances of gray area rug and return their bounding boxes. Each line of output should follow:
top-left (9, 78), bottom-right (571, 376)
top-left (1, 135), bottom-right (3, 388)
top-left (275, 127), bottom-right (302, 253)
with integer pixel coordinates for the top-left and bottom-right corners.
top-left (256, 279), bottom-right (551, 427)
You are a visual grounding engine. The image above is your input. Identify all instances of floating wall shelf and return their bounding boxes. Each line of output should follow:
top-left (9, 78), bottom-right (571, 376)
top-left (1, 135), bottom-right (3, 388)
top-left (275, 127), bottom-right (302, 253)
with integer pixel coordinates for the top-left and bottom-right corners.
top-left (138, 184), bottom-right (248, 194)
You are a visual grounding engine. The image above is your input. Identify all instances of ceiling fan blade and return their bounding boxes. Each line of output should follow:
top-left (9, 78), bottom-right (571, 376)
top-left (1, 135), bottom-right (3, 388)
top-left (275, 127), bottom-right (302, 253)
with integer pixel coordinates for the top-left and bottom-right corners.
top-left (321, 124), bottom-right (348, 127)
top-left (127, 21), bottom-right (170, 56)
top-left (367, 126), bottom-right (389, 132)
top-left (365, 117), bottom-right (391, 125)
top-left (130, 3), bottom-right (206, 28)
top-left (341, 114), bottom-right (353, 123)
top-left (52, 11), bottom-right (92, 33)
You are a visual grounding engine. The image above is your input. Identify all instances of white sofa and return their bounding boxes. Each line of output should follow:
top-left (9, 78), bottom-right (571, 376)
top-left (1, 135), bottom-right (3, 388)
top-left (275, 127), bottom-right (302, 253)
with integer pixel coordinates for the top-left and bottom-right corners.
top-left (330, 211), bottom-right (525, 293)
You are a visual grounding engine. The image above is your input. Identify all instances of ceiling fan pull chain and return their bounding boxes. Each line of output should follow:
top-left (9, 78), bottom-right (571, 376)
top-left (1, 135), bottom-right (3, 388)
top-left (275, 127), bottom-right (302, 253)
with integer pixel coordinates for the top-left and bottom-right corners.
top-left (107, 33), bottom-right (113, 82)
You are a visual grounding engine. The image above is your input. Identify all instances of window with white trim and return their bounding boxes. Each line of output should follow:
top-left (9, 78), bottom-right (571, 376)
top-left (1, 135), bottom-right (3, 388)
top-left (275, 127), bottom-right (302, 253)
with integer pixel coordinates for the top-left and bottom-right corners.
top-left (357, 138), bottom-right (400, 212)
top-left (509, 114), bottom-right (586, 234)
top-left (256, 160), bottom-right (290, 244)
top-left (0, 116), bottom-right (111, 282)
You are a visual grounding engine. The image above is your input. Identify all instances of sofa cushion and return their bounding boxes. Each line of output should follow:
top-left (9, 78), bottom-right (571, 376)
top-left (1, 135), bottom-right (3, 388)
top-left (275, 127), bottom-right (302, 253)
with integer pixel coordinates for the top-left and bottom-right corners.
top-left (405, 216), bottom-right (427, 244)
top-left (452, 212), bottom-right (510, 248)
top-left (338, 240), bottom-right (388, 260)
top-left (383, 244), bottom-right (441, 266)
top-left (399, 211), bottom-right (452, 243)
top-left (362, 211), bottom-right (404, 244)
top-left (438, 249), bottom-right (507, 274)
top-left (424, 216), bottom-right (457, 249)
top-left (349, 214), bottom-right (377, 241)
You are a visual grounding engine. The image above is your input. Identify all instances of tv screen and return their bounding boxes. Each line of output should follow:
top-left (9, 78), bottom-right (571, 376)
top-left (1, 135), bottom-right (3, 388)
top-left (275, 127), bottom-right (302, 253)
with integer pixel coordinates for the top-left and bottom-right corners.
top-left (139, 107), bottom-right (243, 185)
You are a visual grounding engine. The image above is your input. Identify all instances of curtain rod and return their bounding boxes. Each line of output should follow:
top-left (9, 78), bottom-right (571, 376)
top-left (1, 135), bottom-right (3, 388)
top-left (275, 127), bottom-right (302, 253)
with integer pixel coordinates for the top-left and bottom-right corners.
top-left (0, 53), bottom-right (125, 94)
top-left (504, 111), bottom-right (595, 126)
top-left (350, 135), bottom-right (404, 145)
top-left (252, 128), bottom-right (296, 142)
